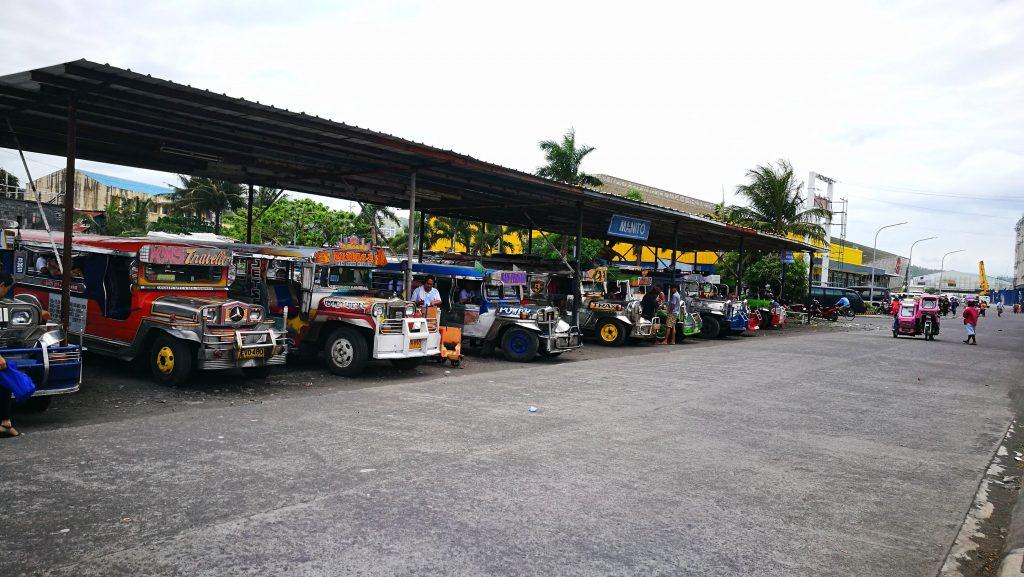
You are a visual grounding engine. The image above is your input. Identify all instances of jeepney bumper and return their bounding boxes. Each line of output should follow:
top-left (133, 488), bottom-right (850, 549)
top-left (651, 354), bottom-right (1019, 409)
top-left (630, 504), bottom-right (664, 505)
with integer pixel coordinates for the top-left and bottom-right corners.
top-left (1, 345), bottom-right (82, 396)
top-left (631, 317), bottom-right (659, 338)
top-left (729, 312), bottom-right (749, 332)
top-left (373, 316), bottom-right (441, 359)
top-left (540, 321), bottom-right (583, 353)
top-left (197, 328), bottom-right (288, 370)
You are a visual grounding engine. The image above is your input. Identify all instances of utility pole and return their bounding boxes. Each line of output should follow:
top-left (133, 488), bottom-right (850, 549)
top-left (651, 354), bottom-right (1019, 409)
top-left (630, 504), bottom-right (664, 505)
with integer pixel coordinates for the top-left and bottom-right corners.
top-left (869, 221), bottom-right (908, 304)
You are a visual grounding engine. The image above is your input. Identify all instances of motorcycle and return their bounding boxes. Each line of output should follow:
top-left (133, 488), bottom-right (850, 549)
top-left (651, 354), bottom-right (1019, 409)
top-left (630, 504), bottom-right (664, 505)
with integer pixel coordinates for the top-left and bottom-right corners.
top-left (808, 299), bottom-right (841, 322)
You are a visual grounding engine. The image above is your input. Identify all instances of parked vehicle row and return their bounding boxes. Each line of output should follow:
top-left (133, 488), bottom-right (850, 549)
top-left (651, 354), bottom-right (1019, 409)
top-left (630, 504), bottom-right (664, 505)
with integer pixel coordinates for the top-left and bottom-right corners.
top-left (0, 228), bottom-right (766, 411)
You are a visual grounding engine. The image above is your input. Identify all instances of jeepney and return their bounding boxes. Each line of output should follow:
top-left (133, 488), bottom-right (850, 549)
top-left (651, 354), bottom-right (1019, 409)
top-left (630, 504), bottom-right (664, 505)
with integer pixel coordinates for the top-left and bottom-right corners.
top-left (577, 267), bottom-right (658, 346)
top-left (224, 241), bottom-right (441, 375)
top-left (381, 263), bottom-right (581, 361)
top-left (0, 233), bottom-right (82, 411)
top-left (680, 276), bottom-right (749, 338)
top-left (4, 229), bottom-right (285, 385)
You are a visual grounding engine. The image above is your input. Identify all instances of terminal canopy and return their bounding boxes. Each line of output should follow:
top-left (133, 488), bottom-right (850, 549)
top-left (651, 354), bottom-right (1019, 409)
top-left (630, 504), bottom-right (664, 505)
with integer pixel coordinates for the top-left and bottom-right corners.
top-left (0, 60), bottom-right (814, 254)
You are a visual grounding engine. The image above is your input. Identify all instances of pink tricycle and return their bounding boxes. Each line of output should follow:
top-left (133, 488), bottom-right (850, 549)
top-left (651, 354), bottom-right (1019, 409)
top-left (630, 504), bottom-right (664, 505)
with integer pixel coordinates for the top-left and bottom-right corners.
top-left (893, 295), bottom-right (941, 340)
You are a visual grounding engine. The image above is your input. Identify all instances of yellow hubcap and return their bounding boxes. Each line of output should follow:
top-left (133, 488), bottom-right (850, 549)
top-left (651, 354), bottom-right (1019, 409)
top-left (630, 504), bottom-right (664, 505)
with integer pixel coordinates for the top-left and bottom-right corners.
top-left (600, 323), bottom-right (619, 342)
top-left (156, 346), bottom-right (175, 374)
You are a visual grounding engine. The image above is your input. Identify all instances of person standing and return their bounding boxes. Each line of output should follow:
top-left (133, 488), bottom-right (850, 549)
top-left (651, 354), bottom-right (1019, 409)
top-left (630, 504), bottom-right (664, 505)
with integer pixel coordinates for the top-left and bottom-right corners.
top-left (0, 272), bottom-right (18, 438)
top-left (411, 275), bottom-right (442, 307)
top-left (661, 285), bottom-right (681, 345)
top-left (641, 285), bottom-right (661, 322)
top-left (950, 296), bottom-right (959, 316)
top-left (962, 299), bottom-right (980, 345)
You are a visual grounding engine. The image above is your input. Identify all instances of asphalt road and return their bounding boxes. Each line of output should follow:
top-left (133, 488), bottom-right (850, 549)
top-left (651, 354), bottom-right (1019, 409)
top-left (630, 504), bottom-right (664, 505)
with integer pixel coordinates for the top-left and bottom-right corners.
top-left (2, 314), bottom-right (1022, 577)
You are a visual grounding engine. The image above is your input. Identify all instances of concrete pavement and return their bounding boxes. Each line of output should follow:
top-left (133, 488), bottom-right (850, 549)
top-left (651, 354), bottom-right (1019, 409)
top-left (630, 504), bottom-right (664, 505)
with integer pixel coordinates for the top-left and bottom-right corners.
top-left (1, 316), bottom-right (1021, 576)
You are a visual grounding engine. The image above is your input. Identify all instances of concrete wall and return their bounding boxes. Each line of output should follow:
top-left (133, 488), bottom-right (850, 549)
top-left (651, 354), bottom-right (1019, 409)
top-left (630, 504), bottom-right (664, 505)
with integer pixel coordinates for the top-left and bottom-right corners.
top-left (0, 197), bottom-right (64, 230)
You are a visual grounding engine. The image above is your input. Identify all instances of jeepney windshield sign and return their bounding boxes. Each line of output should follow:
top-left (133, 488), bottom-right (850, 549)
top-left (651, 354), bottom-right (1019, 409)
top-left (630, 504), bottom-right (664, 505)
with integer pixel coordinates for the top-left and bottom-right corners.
top-left (493, 271), bottom-right (527, 285)
top-left (140, 245), bottom-right (230, 267)
top-left (314, 247), bottom-right (386, 267)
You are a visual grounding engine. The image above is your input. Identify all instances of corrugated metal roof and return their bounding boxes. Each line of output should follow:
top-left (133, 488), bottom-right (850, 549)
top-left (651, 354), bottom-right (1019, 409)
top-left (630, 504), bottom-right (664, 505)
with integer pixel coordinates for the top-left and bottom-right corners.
top-left (79, 170), bottom-right (172, 196)
top-left (0, 59), bottom-right (815, 254)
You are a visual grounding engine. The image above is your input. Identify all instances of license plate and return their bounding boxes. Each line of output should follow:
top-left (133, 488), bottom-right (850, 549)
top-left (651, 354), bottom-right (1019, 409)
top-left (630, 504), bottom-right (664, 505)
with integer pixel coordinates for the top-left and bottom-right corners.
top-left (409, 339), bottom-right (423, 350)
top-left (238, 347), bottom-right (266, 359)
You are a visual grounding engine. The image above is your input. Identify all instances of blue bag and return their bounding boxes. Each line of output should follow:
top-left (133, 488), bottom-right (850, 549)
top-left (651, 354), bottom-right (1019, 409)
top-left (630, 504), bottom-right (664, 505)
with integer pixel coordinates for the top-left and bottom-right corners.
top-left (0, 360), bottom-right (37, 403)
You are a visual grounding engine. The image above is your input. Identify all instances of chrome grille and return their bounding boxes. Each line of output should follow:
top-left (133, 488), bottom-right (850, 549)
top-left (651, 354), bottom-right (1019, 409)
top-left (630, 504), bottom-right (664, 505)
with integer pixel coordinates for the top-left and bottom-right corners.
top-left (380, 319), bottom-right (404, 335)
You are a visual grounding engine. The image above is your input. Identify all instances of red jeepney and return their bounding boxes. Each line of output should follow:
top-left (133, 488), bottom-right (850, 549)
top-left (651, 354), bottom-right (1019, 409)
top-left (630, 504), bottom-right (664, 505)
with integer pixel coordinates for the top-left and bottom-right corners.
top-left (5, 229), bottom-right (286, 385)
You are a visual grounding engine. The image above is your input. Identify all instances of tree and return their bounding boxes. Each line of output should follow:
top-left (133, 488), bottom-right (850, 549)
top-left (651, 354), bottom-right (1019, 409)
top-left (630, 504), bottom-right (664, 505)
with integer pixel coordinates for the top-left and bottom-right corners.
top-left (81, 196), bottom-right (151, 236)
top-left (170, 176), bottom-right (246, 234)
top-left (224, 198), bottom-right (367, 246)
top-left (729, 159), bottom-right (830, 241)
top-left (1, 168), bottom-right (20, 198)
top-left (149, 214), bottom-right (215, 235)
top-left (357, 202), bottom-right (399, 246)
top-left (529, 233), bottom-right (605, 263)
top-left (429, 217), bottom-right (474, 252)
top-left (536, 128), bottom-right (603, 257)
top-left (718, 252), bottom-right (809, 304)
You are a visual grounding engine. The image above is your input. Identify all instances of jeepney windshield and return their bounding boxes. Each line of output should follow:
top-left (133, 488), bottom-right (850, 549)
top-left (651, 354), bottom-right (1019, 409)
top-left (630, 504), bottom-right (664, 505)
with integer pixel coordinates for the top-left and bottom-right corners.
top-left (316, 265), bottom-right (372, 294)
top-left (581, 280), bottom-right (604, 295)
top-left (143, 263), bottom-right (223, 285)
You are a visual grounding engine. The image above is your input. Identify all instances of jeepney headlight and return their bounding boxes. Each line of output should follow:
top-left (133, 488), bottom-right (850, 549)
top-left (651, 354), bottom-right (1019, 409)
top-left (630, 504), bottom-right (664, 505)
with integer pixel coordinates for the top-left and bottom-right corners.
top-left (10, 310), bottom-right (33, 326)
top-left (248, 306), bottom-right (264, 322)
top-left (405, 303), bottom-right (416, 317)
top-left (371, 303), bottom-right (385, 317)
top-left (201, 307), bottom-right (218, 323)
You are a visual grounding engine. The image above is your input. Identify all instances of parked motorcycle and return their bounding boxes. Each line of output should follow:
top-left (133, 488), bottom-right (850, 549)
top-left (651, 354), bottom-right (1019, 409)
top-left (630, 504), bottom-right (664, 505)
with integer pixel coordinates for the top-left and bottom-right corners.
top-left (808, 299), bottom-right (840, 322)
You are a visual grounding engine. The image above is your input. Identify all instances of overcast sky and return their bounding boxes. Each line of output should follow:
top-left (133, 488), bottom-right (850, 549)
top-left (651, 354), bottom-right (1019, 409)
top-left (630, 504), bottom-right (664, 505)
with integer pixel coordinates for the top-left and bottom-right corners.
top-left (2, 0), bottom-right (1022, 276)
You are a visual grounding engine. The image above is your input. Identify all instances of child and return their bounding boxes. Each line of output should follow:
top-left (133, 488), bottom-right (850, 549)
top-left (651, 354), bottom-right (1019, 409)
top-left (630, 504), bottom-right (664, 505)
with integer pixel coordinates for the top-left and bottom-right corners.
top-left (962, 300), bottom-right (979, 345)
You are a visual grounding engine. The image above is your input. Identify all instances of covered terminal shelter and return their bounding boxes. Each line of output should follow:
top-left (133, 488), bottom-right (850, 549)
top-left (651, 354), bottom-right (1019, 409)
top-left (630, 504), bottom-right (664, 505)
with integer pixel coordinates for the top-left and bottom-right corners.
top-left (0, 59), bottom-right (815, 331)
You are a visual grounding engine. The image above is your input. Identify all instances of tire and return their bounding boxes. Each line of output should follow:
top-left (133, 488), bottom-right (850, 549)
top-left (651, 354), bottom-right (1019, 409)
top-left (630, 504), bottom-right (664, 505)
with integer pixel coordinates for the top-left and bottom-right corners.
top-left (390, 357), bottom-right (424, 370)
top-left (595, 318), bottom-right (627, 346)
top-left (242, 365), bottom-right (272, 379)
top-left (826, 311), bottom-right (839, 322)
top-left (19, 396), bottom-right (52, 413)
top-left (324, 327), bottom-right (369, 376)
top-left (842, 309), bottom-right (856, 319)
top-left (501, 327), bottom-right (539, 362)
top-left (697, 315), bottom-right (720, 339)
top-left (149, 334), bottom-right (194, 386)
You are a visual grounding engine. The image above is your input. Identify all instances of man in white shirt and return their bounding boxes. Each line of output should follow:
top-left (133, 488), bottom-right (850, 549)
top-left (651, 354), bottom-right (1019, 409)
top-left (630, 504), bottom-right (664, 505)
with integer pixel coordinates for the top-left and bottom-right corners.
top-left (35, 254), bottom-right (47, 275)
top-left (411, 275), bottom-right (442, 307)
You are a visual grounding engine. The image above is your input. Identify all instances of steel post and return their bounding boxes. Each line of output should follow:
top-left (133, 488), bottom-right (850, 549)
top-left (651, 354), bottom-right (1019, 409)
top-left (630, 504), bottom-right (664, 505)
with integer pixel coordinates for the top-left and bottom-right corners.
top-left (527, 229), bottom-right (533, 256)
top-left (572, 202), bottom-right (583, 327)
top-left (417, 210), bottom-right (426, 263)
top-left (61, 98), bottom-right (76, 343)
top-left (405, 171), bottom-right (416, 298)
top-left (669, 220), bottom-right (679, 287)
top-left (246, 183), bottom-right (254, 243)
top-left (737, 236), bottom-right (745, 296)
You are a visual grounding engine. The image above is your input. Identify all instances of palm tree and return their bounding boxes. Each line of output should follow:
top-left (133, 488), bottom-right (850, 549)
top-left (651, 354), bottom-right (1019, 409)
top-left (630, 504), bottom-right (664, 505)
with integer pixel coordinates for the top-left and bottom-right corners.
top-left (730, 159), bottom-right (830, 242)
top-left (430, 216), bottom-right (474, 252)
top-left (536, 128), bottom-right (603, 256)
top-left (171, 176), bottom-right (246, 234)
top-left (356, 202), bottom-right (399, 246)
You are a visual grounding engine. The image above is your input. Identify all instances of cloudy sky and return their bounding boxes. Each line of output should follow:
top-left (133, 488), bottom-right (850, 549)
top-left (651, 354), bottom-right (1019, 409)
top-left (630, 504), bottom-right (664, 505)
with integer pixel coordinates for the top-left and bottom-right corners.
top-left (2, 0), bottom-right (1022, 276)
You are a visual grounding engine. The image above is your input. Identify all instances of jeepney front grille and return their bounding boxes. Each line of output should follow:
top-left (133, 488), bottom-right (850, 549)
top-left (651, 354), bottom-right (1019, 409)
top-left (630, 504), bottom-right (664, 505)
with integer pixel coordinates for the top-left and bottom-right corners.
top-left (380, 319), bottom-right (404, 335)
top-left (47, 349), bottom-right (81, 364)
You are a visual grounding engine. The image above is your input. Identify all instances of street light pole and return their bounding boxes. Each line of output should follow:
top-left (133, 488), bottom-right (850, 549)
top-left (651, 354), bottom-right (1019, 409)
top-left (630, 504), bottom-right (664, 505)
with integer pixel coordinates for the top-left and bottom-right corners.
top-left (904, 236), bottom-right (937, 291)
top-left (939, 249), bottom-right (966, 293)
top-left (869, 221), bottom-right (908, 304)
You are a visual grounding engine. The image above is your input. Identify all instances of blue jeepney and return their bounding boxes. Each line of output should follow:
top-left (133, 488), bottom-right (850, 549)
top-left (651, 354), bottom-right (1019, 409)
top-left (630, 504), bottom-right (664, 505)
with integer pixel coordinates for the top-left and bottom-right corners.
top-left (379, 262), bottom-right (581, 361)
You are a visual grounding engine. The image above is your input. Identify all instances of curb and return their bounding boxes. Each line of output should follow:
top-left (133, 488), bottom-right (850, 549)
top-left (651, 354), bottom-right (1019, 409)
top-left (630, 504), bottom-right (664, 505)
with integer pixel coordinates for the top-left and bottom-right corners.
top-left (999, 485), bottom-right (1024, 577)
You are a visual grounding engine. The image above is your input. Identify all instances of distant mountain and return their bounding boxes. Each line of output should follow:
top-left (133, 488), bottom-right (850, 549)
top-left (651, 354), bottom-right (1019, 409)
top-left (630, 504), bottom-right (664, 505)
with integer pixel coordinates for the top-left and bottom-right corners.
top-left (908, 264), bottom-right (940, 277)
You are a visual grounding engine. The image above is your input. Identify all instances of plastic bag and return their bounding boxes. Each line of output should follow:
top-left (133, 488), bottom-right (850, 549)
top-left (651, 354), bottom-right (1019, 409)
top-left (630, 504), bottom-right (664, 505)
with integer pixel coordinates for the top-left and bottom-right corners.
top-left (0, 360), bottom-right (37, 403)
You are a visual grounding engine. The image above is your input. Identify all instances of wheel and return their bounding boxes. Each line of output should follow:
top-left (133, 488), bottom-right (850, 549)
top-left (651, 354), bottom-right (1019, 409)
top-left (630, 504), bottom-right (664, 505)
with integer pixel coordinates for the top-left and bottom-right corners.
top-left (826, 311), bottom-right (839, 322)
top-left (595, 318), bottom-right (627, 346)
top-left (390, 357), bottom-right (424, 370)
top-left (697, 315), bottom-right (720, 339)
top-left (842, 309), bottom-right (856, 319)
top-left (19, 396), bottom-right (52, 413)
top-left (149, 334), bottom-right (194, 386)
top-left (323, 327), bottom-right (369, 376)
top-left (501, 327), bottom-right (539, 362)
top-left (241, 365), bottom-right (272, 379)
